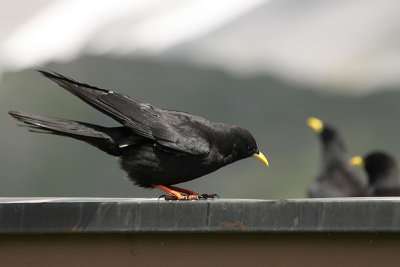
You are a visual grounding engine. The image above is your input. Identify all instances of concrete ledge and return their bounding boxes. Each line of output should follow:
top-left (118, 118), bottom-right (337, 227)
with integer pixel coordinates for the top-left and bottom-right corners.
top-left (1, 197), bottom-right (400, 233)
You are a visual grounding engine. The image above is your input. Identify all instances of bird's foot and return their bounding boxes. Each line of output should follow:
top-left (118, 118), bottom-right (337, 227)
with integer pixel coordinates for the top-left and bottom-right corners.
top-left (153, 184), bottom-right (219, 201)
top-left (159, 193), bottom-right (219, 201)
top-left (199, 194), bottom-right (220, 199)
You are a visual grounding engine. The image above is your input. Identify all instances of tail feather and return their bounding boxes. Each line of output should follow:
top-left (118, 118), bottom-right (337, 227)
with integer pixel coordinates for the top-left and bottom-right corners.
top-left (9, 110), bottom-right (122, 156)
top-left (37, 69), bottom-right (111, 112)
top-left (36, 69), bottom-right (142, 135)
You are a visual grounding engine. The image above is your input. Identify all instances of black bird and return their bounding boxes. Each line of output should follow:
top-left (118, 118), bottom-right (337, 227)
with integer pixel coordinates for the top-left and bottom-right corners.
top-left (9, 70), bottom-right (269, 200)
top-left (350, 152), bottom-right (400, 196)
top-left (306, 117), bottom-right (365, 197)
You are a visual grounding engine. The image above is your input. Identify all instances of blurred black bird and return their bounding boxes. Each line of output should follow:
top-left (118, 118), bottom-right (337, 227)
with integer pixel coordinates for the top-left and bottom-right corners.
top-left (350, 152), bottom-right (400, 196)
top-left (9, 70), bottom-right (269, 200)
top-left (306, 117), bottom-right (365, 197)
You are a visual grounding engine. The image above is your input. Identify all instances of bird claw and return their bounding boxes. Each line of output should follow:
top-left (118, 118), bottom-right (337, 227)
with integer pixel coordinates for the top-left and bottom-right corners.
top-left (199, 194), bottom-right (220, 199)
top-left (158, 193), bottom-right (220, 201)
top-left (158, 194), bottom-right (171, 201)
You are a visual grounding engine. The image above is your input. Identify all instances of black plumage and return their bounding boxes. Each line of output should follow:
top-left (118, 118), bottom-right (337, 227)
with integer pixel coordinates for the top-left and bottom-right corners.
top-left (9, 70), bottom-right (269, 199)
top-left (306, 117), bottom-right (365, 197)
top-left (351, 152), bottom-right (400, 196)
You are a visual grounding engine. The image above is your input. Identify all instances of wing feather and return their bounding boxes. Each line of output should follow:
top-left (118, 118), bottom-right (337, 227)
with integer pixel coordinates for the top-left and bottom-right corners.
top-left (39, 70), bottom-right (211, 155)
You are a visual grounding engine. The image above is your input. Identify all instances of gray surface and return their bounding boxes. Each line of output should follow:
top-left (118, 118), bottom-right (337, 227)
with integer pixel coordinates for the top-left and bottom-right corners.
top-left (0, 197), bottom-right (400, 233)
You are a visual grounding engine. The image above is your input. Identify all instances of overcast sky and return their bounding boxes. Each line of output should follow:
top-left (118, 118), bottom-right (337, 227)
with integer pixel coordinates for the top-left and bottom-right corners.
top-left (1, 0), bottom-right (400, 93)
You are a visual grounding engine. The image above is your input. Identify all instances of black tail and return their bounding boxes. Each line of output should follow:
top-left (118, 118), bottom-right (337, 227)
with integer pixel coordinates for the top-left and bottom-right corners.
top-left (37, 69), bottom-right (112, 113)
top-left (36, 69), bottom-right (157, 141)
top-left (9, 110), bottom-right (123, 156)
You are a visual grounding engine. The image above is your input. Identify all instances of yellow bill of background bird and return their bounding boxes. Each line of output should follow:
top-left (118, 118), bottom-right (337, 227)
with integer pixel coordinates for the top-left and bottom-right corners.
top-left (253, 152), bottom-right (269, 166)
top-left (307, 117), bottom-right (324, 133)
top-left (349, 156), bottom-right (364, 167)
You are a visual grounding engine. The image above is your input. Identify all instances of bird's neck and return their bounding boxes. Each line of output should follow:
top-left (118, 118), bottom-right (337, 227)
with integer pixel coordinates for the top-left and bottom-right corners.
top-left (322, 140), bottom-right (347, 162)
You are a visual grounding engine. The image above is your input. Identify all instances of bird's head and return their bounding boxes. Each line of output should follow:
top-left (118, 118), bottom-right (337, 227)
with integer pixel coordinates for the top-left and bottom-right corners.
top-left (350, 151), bottom-right (397, 184)
top-left (307, 117), bottom-right (337, 142)
top-left (228, 126), bottom-right (269, 167)
top-left (306, 117), bottom-right (345, 151)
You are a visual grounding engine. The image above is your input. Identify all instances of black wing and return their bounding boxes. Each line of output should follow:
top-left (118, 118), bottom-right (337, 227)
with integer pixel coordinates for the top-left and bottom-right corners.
top-left (38, 70), bottom-right (211, 155)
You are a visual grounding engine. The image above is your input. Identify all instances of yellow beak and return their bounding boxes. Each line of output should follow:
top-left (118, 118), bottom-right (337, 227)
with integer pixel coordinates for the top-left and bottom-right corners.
top-left (349, 156), bottom-right (364, 167)
top-left (306, 117), bottom-right (324, 133)
top-left (253, 151), bottom-right (269, 167)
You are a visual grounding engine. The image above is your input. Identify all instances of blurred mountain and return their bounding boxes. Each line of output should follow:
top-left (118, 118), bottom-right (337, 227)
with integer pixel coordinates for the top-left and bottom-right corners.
top-left (1, 56), bottom-right (400, 199)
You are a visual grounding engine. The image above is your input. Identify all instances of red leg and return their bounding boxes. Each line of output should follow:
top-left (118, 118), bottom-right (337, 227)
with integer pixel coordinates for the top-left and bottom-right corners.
top-left (153, 185), bottom-right (185, 199)
top-left (169, 185), bottom-right (200, 196)
top-left (153, 185), bottom-right (199, 200)
top-left (153, 185), bottom-right (218, 200)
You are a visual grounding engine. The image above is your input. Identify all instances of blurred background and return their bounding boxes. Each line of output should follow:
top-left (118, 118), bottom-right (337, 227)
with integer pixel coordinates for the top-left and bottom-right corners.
top-left (1, 0), bottom-right (400, 199)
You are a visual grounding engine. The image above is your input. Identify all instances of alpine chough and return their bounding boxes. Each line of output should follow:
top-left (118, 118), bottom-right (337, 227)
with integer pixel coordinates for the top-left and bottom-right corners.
top-left (350, 152), bottom-right (400, 196)
top-left (9, 70), bottom-right (269, 200)
top-left (306, 117), bottom-right (365, 197)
